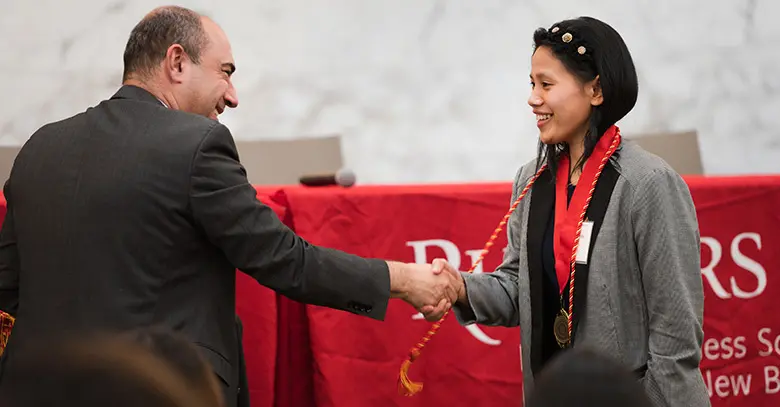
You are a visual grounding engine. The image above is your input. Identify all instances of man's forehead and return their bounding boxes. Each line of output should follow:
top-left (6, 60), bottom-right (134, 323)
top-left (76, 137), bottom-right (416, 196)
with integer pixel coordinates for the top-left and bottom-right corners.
top-left (201, 17), bottom-right (228, 43)
top-left (200, 17), bottom-right (235, 64)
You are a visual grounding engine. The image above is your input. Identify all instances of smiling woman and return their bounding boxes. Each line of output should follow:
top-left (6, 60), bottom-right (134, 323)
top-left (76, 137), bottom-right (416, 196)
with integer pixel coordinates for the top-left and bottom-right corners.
top-left (528, 17), bottom-right (638, 184)
top-left (437, 16), bottom-right (711, 407)
top-left (529, 44), bottom-right (603, 144)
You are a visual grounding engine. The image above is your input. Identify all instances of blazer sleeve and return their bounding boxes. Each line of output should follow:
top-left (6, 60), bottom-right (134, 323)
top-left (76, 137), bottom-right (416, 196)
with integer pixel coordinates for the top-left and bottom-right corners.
top-left (631, 167), bottom-right (709, 406)
top-left (0, 180), bottom-right (20, 317)
top-left (188, 123), bottom-right (391, 320)
top-left (451, 166), bottom-right (524, 327)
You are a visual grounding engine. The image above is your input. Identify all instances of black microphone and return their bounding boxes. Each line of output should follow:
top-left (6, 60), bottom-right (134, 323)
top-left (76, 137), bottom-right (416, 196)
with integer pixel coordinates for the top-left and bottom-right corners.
top-left (299, 168), bottom-right (356, 187)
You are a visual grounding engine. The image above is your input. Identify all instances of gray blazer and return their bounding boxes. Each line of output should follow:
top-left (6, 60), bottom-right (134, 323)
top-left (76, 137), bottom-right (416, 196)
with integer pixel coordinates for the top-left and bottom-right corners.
top-left (453, 141), bottom-right (710, 407)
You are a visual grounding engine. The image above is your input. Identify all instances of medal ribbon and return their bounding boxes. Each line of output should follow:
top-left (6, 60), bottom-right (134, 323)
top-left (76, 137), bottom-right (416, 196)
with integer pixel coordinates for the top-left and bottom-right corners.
top-left (553, 125), bottom-right (621, 338)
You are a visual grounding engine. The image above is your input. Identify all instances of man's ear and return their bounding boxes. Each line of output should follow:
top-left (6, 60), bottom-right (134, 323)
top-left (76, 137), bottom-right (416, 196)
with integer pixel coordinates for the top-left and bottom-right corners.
top-left (163, 44), bottom-right (189, 83)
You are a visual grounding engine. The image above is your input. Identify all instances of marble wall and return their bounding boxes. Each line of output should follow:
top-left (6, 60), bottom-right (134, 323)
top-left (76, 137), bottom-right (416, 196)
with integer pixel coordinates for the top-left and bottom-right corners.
top-left (1, 0), bottom-right (778, 184)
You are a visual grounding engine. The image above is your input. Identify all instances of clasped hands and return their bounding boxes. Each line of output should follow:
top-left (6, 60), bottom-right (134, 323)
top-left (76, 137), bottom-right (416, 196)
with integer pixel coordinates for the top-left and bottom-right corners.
top-left (390, 259), bottom-right (465, 322)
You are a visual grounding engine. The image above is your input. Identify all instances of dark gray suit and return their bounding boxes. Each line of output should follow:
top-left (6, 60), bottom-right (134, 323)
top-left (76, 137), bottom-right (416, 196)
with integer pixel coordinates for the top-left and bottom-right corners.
top-left (0, 85), bottom-right (391, 405)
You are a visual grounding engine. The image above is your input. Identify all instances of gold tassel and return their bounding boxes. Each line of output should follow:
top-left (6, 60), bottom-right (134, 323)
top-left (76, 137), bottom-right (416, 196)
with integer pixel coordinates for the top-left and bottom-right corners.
top-left (398, 350), bottom-right (423, 396)
top-left (0, 311), bottom-right (15, 357)
top-left (394, 164), bottom-right (550, 396)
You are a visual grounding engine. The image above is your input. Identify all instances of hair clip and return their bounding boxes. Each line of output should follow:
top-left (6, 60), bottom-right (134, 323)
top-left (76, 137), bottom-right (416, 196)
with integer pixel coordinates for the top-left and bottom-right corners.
top-left (562, 33), bottom-right (573, 43)
top-left (577, 46), bottom-right (586, 55)
top-left (551, 26), bottom-right (560, 33)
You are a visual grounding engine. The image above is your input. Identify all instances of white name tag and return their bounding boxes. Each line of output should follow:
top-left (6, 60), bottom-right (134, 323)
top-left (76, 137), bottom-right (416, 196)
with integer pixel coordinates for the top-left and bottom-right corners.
top-left (575, 221), bottom-right (594, 265)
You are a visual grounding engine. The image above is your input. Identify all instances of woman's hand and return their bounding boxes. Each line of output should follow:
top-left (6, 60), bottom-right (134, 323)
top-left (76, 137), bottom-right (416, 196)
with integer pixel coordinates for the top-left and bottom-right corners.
top-left (418, 258), bottom-right (467, 320)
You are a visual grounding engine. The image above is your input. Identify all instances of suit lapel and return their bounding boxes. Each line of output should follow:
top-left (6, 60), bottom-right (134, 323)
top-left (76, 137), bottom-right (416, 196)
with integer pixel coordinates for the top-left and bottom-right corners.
top-left (570, 161), bottom-right (619, 342)
top-left (526, 168), bottom-right (553, 376)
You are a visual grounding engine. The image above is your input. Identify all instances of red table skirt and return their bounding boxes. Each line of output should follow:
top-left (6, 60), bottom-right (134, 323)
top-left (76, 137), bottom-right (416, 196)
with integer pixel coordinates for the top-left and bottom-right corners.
top-left (3, 176), bottom-right (780, 407)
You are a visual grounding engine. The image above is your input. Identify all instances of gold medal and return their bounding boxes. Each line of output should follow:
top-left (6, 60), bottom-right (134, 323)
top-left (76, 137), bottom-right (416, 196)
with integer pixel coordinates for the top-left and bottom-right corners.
top-left (554, 309), bottom-right (571, 348)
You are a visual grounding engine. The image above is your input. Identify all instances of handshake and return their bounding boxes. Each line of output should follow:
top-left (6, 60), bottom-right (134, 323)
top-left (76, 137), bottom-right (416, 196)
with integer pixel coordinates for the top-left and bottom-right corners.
top-left (389, 259), bottom-right (466, 322)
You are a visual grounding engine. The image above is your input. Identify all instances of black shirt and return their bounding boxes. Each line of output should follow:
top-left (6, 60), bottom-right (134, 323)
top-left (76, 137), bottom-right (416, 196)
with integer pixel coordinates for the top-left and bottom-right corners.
top-left (539, 184), bottom-right (575, 369)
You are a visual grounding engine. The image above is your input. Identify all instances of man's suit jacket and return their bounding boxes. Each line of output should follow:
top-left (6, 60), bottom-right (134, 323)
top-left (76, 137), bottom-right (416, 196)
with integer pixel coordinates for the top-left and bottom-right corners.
top-left (0, 85), bottom-right (391, 404)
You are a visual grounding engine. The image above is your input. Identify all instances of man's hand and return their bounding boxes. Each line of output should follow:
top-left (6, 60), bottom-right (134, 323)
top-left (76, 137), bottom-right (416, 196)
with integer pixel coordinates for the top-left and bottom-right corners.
top-left (388, 261), bottom-right (461, 321)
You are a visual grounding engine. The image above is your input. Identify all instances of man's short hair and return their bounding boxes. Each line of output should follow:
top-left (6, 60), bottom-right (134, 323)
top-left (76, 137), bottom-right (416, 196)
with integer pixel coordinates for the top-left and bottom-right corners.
top-left (122, 6), bottom-right (209, 81)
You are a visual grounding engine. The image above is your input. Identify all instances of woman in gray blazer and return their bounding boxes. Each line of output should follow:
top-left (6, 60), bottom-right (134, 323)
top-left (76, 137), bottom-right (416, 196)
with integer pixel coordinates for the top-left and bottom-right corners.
top-left (426, 16), bottom-right (710, 407)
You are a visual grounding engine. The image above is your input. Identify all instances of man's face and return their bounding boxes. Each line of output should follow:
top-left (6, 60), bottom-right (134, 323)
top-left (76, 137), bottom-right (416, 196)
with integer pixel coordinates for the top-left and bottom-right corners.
top-left (177, 18), bottom-right (238, 120)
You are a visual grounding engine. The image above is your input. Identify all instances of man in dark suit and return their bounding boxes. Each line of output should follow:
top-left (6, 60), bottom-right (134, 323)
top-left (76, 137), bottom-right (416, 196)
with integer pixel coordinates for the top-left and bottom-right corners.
top-left (0, 6), bottom-right (457, 405)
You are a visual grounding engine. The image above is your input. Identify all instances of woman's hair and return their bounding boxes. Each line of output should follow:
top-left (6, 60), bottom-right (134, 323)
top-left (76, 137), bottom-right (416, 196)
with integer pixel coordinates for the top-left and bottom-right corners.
top-left (532, 16), bottom-right (639, 178)
top-left (525, 348), bottom-right (653, 407)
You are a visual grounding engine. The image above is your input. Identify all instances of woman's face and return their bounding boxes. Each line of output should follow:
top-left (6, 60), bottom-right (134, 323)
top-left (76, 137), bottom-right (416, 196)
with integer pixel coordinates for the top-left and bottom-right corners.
top-left (528, 46), bottom-right (602, 146)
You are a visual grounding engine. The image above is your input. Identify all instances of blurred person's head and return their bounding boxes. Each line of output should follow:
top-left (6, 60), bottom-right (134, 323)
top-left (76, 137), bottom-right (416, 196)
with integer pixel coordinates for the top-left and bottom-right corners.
top-left (122, 6), bottom-right (238, 120)
top-left (525, 348), bottom-right (653, 407)
top-left (528, 16), bottom-right (638, 175)
top-left (1, 335), bottom-right (210, 407)
top-left (122, 326), bottom-right (225, 407)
